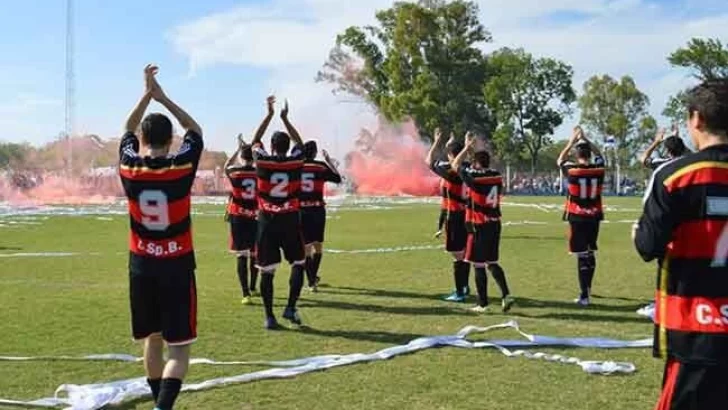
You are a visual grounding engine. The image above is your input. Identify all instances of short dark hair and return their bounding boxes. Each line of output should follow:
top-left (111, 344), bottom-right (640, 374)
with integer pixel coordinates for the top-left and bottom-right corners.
top-left (575, 142), bottom-right (592, 160)
top-left (446, 141), bottom-right (465, 157)
top-left (473, 151), bottom-right (490, 168)
top-left (240, 144), bottom-right (254, 161)
top-left (271, 131), bottom-right (291, 155)
top-left (141, 113), bottom-right (173, 148)
top-left (303, 141), bottom-right (318, 161)
top-left (663, 136), bottom-right (687, 158)
top-left (686, 79), bottom-right (728, 135)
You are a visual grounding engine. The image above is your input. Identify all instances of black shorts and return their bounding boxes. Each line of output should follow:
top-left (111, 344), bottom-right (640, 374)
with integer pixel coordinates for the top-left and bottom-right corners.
top-left (130, 269), bottom-right (197, 345)
top-left (465, 221), bottom-right (501, 264)
top-left (301, 207), bottom-right (326, 244)
top-left (656, 359), bottom-right (728, 410)
top-left (444, 212), bottom-right (467, 252)
top-left (256, 211), bottom-right (306, 270)
top-left (568, 221), bottom-right (600, 254)
top-left (229, 216), bottom-right (257, 252)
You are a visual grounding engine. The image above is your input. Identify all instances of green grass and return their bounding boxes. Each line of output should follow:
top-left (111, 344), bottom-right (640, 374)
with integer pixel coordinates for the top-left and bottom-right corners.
top-left (0, 196), bottom-right (663, 410)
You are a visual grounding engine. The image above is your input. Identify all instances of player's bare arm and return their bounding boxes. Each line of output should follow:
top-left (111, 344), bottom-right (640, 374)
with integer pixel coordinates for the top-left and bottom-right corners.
top-left (639, 129), bottom-right (666, 167)
top-left (224, 134), bottom-right (245, 170)
top-left (451, 132), bottom-right (476, 171)
top-left (280, 100), bottom-right (304, 147)
top-left (148, 68), bottom-right (202, 137)
top-left (425, 128), bottom-right (444, 165)
top-left (322, 149), bottom-right (342, 177)
top-left (123, 65), bottom-right (155, 133)
top-left (252, 96), bottom-right (275, 147)
top-left (556, 127), bottom-right (582, 166)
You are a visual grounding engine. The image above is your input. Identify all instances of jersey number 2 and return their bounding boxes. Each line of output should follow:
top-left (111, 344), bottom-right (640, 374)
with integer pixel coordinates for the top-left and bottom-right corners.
top-left (578, 178), bottom-right (599, 199)
top-left (270, 173), bottom-right (290, 198)
top-left (139, 190), bottom-right (170, 231)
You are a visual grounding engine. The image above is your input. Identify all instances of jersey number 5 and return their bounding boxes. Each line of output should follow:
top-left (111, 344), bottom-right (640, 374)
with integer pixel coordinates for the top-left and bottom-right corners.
top-left (578, 178), bottom-right (599, 199)
top-left (139, 190), bottom-right (170, 231)
top-left (270, 173), bottom-right (290, 198)
top-left (302, 173), bottom-right (315, 193)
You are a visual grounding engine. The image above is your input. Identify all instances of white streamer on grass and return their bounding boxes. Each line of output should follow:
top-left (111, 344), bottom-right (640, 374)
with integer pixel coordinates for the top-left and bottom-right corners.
top-left (0, 321), bottom-right (651, 410)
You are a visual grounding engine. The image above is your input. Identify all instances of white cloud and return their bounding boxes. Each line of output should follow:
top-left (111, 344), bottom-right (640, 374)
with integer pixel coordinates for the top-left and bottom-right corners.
top-left (169, 0), bottom-right (728, 152)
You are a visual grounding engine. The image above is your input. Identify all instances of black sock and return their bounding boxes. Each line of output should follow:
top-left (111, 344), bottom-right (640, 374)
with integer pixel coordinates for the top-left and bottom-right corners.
top-left (156, 378), bottom-right (182, 410)
top-left (312, 253), bottom-right (323, 279)
top-left (249, 257), bottom-right (258, 292)
top-left (305, 256), bottom-right (316, 287)
top-left (488, 264), bottom-right (510, 298)
top-left (452, 261), bottom-right (463, 295)
top-left (585, 253), bottom-right (596, 294)
top-left (287, 264), bottom-right (305, 310)
top-left (474, 267), bottom-right (488, 307)
top-left (147, 378), bottom-right (161, 403)
top-left (260, 273), bottom-right (275, 319)
top-left (577, 256), bottom-right (590, 299)
top-left (237, 256), bottom-right (250, 297)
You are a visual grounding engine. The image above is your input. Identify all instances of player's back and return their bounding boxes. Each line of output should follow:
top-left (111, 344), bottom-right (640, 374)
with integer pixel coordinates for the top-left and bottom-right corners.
top-left (300, 160), bottom-right (341, 208)
top-left (561, 158), bottom-right (605, 221)
top-left (459, 165), bottom-right (503, 224)
top-left (649, 144), bottom-right (728, 365)
top-left (254, 144), bottom-right (304, 215)
top-left (430, 160), bottom-right (466, 213)
top-left (119, 131), bottom-right (203, 272)
top-left (226, 164), bottom-right (258, 218)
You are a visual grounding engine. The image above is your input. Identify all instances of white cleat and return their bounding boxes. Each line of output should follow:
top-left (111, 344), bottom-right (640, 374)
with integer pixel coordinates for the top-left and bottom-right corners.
top-left (469, 305), bottom-right (491, 313)
top-left (574, 297), bottom-right (590, 307)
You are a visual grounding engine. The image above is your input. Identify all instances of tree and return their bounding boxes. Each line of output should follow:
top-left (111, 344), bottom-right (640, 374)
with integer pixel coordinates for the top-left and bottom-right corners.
top-left (668, 38), bottom-right (728, 81)
top-left (317, 0), bottom-right (494, 140)
top-left (484, 47), bottom-right (575, 173)
top-left (664, 38), bottom-right (728, 126)
top-left (578, 75), bottom-right (654, 166)
top-left (0, 142), bottom-right (30, 169)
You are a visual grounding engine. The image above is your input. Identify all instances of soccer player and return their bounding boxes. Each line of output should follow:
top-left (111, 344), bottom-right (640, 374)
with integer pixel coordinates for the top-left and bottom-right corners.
top-left (300, 140), bottom-right (342, 291)
top-left (224, 134), bottom-right (259, 305)
top-left (250, 96), bottom-right (306, 330)
top-left (119, 65), bottom-right (202, 410)
top-left (634, 79), bottom-right (728, 410)
top-left (556, 127), bottom-right (605, 306)
top-left (426, 129), bottom-right (470, 302)
top-left (640, 125), bottom-right (689, 170)
top-left (451, 132), bottom-right (514, 313)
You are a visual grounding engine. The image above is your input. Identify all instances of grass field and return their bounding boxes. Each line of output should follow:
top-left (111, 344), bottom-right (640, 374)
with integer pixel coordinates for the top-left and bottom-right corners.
top-left (0, 196), bottom-right (662, 410)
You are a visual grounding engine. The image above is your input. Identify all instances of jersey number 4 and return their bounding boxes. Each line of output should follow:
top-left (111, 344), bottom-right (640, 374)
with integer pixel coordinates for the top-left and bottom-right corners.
top-left (139, 190), bottom-right (170, 231)
top-left (578, 178), bottom-right (599, 199)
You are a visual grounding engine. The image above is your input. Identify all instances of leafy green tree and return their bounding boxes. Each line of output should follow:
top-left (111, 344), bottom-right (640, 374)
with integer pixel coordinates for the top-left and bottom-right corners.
top-left (0, 142), bottom-right (29, 169)
top-left (317, 0), bottom-right (493, 140)
top-left (484, 47), bottom-right (575, 173)
top-left (578, 75), bottom-right (654, 166)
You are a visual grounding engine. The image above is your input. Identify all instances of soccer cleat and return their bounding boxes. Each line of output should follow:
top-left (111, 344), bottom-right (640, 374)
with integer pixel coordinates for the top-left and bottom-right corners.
top-left (307, 285), bottom-right (318, 293)
top-left (283, 308), bottom-right (303, 325)
top-left (241, 296), bottom-right (252, 305)
top-left (574, 297), bottom-right (590, 307)
top-left (469, 305), bottom-right (490, 313)
top-left (444, 292), bottom-right (466, 303)
top-left (265, 317), bottom-right (281, 330)
top-left (501, 295), bottom-right (515, 313)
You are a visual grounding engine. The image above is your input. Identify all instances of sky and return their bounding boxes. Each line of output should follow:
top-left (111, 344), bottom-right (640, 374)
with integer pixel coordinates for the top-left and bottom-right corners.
top-left (1, 0), bottom-right (727, 156)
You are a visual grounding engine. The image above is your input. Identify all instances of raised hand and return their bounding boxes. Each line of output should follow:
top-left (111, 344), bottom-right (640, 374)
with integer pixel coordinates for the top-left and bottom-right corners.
top-left (571, 126), bottom-right (583, 143)
top-left (670, 123), bottom-right (679, 137)
top-left (655, 129), bottom-right (666, 143)
top-left (322, 149), bottom-right (331, 161)
top-left (237, 133), bottom-right (246, 147)
top-left (433, 128), bottom-right (443, 143)
top-left (281, 99), bottom-right (289, 119)
top-left (465, 131), bottom-right (477, 148)
top-left (144, 64), bottom-right (158, 95)
top-left (266, 96), bottom-right (276, 116)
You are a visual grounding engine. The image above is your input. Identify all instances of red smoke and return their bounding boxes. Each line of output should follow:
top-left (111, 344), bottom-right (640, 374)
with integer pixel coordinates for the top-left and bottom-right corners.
top-left (345, 120), bottom-right (438, 196)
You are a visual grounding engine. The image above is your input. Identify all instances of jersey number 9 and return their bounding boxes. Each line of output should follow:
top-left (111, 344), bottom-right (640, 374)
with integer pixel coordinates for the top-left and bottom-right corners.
top-left (139, 190), bottom-right (170, 231)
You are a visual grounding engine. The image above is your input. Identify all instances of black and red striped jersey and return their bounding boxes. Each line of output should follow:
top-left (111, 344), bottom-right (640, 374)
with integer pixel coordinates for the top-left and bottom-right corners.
top-left (119, 130), bottom-right (203, 273)
top-left (253, 143), bottom-right (304, 214)
top-left (458, 162), bottom-right (503, 225)
top-left (636, 144), bottom-right (728, 365)
top-left (300, 160), bottom-right (341, 208)
top-left (226, 165), bottom-right (258, 219)
top-left (430, 160), bottom-right (467, 213)
top-left (559, 156), bottom-right (606, 221)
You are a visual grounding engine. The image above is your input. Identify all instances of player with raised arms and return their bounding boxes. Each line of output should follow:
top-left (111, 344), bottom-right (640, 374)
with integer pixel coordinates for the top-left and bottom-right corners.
top-left (119, 65), bottom-right (203, 410)
top-left (250, 96), bottom-right (306, 330)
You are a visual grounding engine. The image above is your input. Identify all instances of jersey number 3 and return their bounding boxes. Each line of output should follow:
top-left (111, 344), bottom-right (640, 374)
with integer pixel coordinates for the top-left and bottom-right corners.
top-left (139, 190), bottom-right (170, 231)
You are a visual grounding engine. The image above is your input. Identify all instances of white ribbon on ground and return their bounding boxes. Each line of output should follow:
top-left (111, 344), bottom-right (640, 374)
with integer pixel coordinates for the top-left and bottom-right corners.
top-left (637, 303), bottom-right (656, 321)
top-left (0, 321), bottom-right (651, 410)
